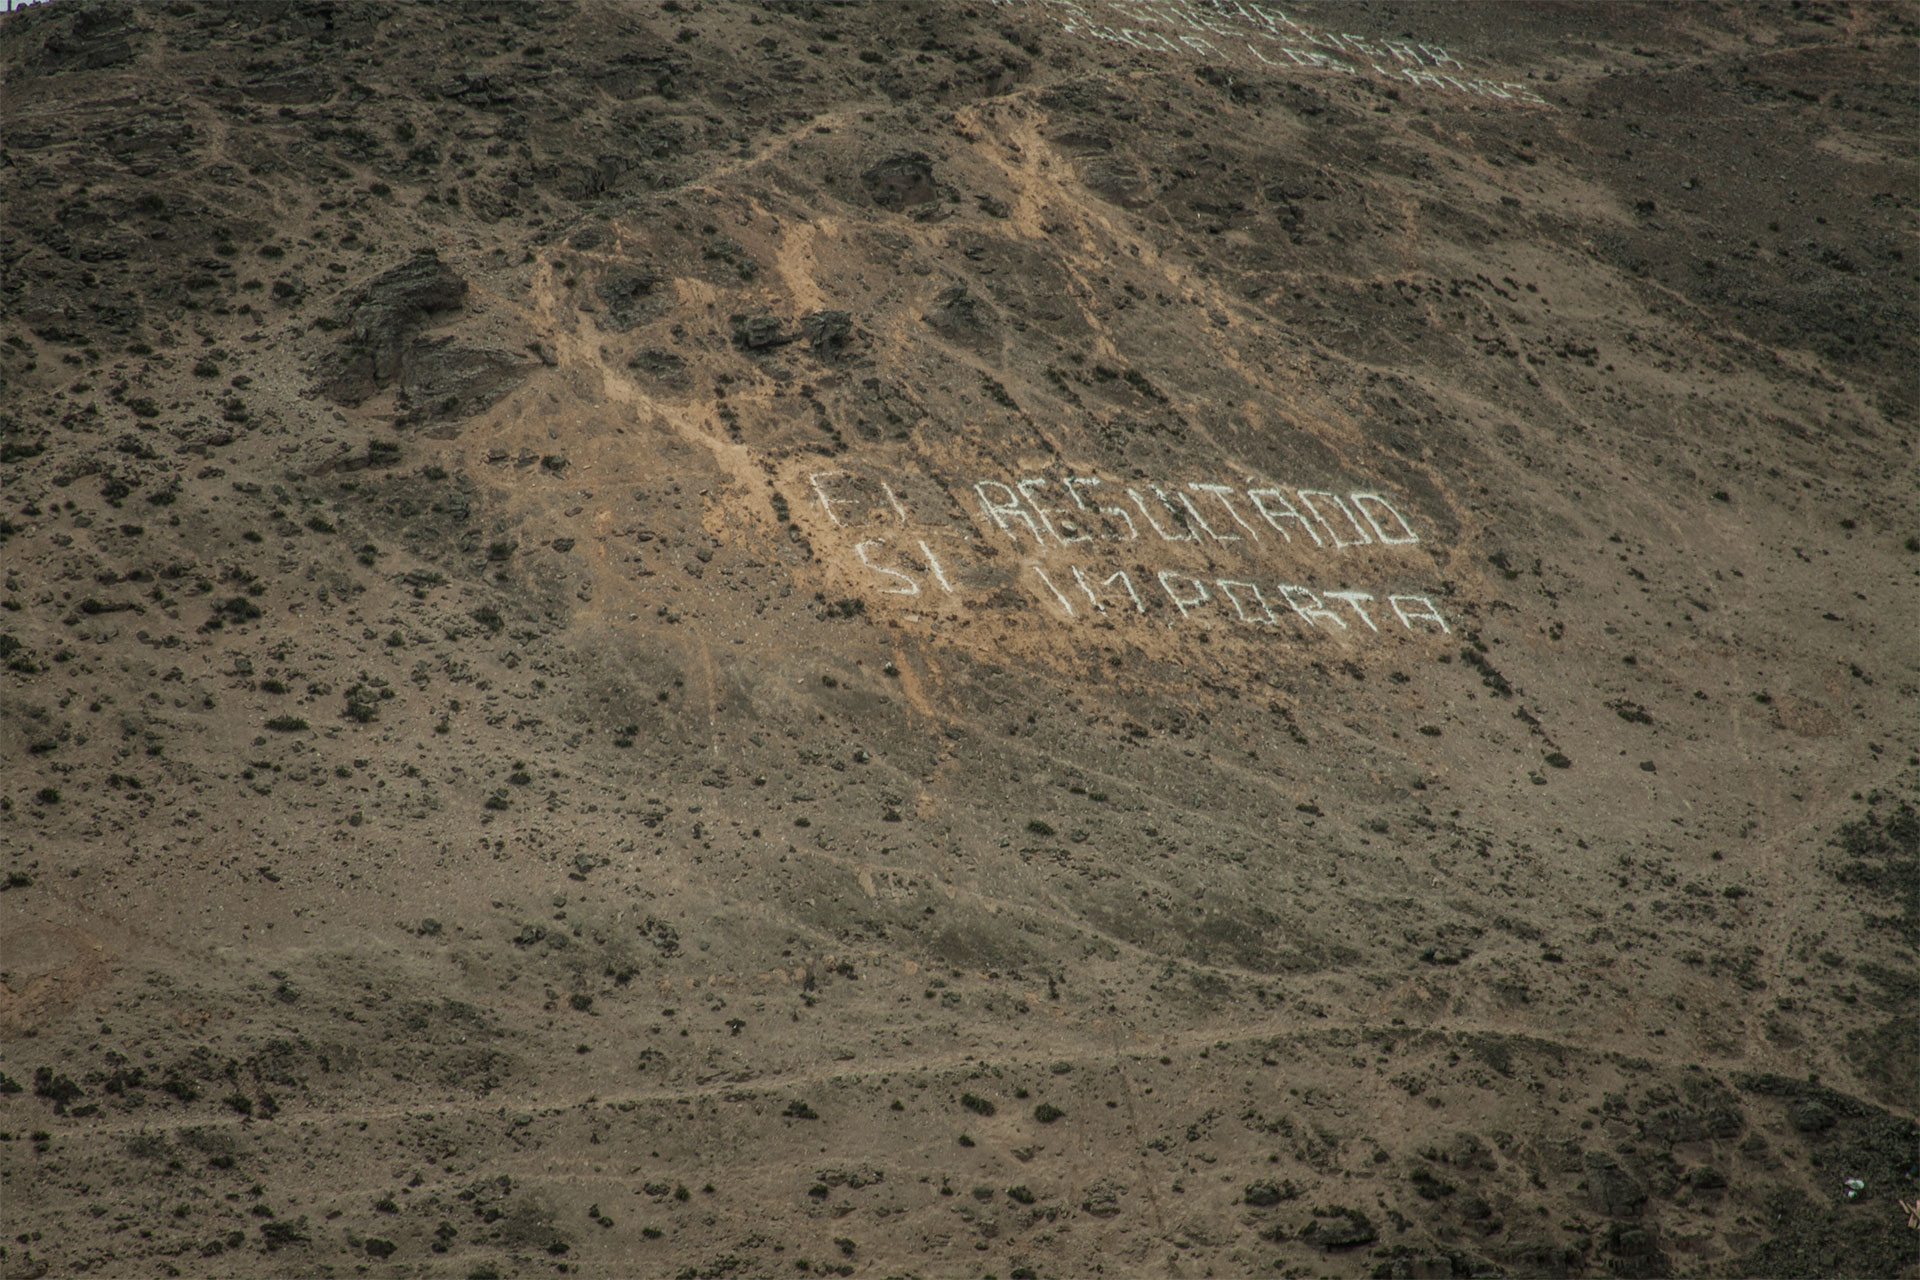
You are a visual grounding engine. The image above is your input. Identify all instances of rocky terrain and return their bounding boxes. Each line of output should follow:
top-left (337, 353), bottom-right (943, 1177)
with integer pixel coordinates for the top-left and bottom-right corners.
top-left (1, 1), bottom-right (1915, 1277)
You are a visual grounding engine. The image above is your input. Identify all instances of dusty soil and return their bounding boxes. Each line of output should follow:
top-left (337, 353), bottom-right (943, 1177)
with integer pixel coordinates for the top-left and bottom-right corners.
top-left (1, 2), bottom-right (1915, 1277)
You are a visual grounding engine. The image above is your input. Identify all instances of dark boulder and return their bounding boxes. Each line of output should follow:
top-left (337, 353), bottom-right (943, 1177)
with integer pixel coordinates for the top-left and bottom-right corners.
top-left (318, 250), bottom-right (469, 405)
top-left (861, 151), bottom-right (939, 211)
top-left (924, 281), bottom-right (996, 341)
top-left (597, 270), bottom-right (661, 330)
top-left (1301, 1209), bottom-right (1376, 1249)
top-left (733, 315), bottom-right (791, 351)
top-left (1585, 1152), bottom-right (1646, 1218)
top-left (801, 309), bottom-right (853, 352)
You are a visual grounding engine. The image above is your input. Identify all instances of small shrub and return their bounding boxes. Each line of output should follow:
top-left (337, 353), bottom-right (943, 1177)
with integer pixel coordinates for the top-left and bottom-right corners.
top-left (783, 1100), bottom-right (818, 1120)
top-left (343, 684), bottom-right (380, 723)
top-left (1608, 699), bottom-right (1654, 724)
top-left (33, 1067), bottom-right (83, 1111)
top-left (960, 1092), bottom-right (996, 1116)
top-left (1244, 1177), bottom-right (1300, 1207)
top-left (265, 716), bottom-right (308, 732)
top-left (1033, 1103), bottom-right (1065, 1124)
top-left (260, 1217), bottom-right (310, 1249)
top-left (1026, 818), bottom-right (1054, 837)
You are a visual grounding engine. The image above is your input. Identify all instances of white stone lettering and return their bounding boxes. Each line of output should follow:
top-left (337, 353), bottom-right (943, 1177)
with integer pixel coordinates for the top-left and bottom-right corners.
top-left (1350, 492), bottom-right (1420, 545)
top-left (1246, 487), bottom-right (1323, 544)
top-left (1013, 0), bottom-right (1550, 110)
top-left (1389, 594), bottom-right (1451, 632)
top-left (1297, 489), bottom-right (1375, 548)
top-left (1175, 489), bottom-right (1233, 542)
top-left (826, 465), bottom-right (1458, 646)
top-left (1019, 478), bottom-right (1092, 546)
top-left (1130, 486), bottom-right (1201, 542)
top-left (1064, 475), bottom-right (1139, 542)
top-left (1277, 583), bottom-right (1348, 629)
top-left (1034, 565), bottom-right (1076, 616)
top-left (1217, 579), bottom-right (1278, 625)
top-left (918, 540), bottom-right (954, 594)
top-left (1070, 565), bottom-right (1106, 613)
top-left (856, 540), bottom-right (919, 595)
top-left (1189, 483), bottom-right (1263, 541)
top-left (1324, 589), bottom-right (1379, 631)
top-left (1102, 567), bottom-right (1147, 613)
top-left (810, 471), bottom-right (850, 527)
top-left (1401, 65), bottom-right (1448, 91)
top-left (882, 481), bottom-right (911, 523)
top-left (1158, 570), bottom-right (1212, 617)
top-left (976, 480), bottom-right (1044, 545)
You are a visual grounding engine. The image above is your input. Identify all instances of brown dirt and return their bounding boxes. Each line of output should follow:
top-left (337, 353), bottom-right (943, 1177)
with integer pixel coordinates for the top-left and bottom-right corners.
top-left (1, 2), bottom-right (1915, 1278)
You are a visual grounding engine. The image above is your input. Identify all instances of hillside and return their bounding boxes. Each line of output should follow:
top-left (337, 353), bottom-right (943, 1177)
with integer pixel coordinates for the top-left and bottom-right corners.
top-left (2, 2), bottom-right (1916, 1277)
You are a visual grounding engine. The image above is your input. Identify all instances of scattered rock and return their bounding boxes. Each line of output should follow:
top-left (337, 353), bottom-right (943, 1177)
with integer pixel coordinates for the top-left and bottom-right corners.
top-left (1585, 1152), bottom-right (1647, 1218)
top-left (733, 314), bottom-right (791, 350)
top-left (1301, 1208), bottom-right (1376, 1249)
top-left (400, 337), bottom-right (531, 423)
top-left (862, 151), bottom-right (939, 211)
top-left (627, 347), bottom-right (686, 378)
top-left (317, 250), bottom-right (468, 405)
top-left (1601, 1223), bottom-right (1667, 1280)
top-left (1243, 1178), bottom-right (1299, 1207)
top-left (924, 280), bottom-right (996, 340)
top-left (597, 270), bottom-right (660, 330)
top-left (1079, 1179), bottom-right (1124, 1218)
top-left (801, 309), bottom-right (853, 352)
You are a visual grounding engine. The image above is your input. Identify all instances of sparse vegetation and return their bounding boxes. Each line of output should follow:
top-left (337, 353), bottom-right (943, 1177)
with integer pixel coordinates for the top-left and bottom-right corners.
top-left (0, 8), bottom-right (1909, 1279)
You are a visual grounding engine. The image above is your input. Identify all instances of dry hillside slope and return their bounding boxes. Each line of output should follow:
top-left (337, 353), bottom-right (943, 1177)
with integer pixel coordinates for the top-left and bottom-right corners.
top-left (1, 2), bottom-right (1916, 1278)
